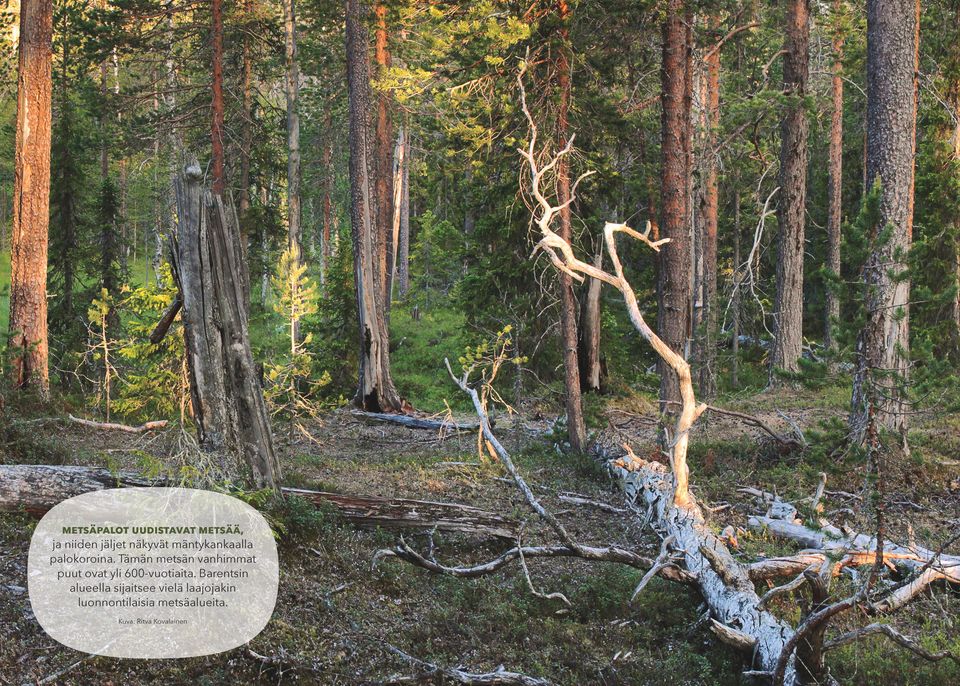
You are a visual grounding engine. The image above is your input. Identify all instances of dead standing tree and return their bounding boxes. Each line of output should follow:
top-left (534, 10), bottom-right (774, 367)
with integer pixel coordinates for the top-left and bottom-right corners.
top-left (164, 162), bottom-right (281, 489)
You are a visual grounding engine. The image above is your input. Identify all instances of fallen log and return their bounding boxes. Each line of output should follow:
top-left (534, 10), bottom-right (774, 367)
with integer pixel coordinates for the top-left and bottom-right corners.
top-left (0, 465), bottom-right (518, 539)
top-left (748, 514), bottom-right (960, 610)
top-left (67, 415), bottom-right (169, 434)
top-left (282, 487), bottom-right (518, 539)
top-left (350, 411), bottom-right (482, 432)
top-left (608, 449), bottom-right (797, 679)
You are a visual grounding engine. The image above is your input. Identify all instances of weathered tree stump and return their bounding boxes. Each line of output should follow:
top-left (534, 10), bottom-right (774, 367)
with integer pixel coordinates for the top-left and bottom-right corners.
top-left (168, 162), bottom-right (280, 488)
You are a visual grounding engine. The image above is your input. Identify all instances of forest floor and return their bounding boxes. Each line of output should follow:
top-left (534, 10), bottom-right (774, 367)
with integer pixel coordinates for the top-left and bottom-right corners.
top-left (1, 386), bottom-right (959, 685)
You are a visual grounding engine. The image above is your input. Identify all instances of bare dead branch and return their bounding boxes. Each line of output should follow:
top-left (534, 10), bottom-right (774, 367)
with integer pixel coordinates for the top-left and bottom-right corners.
top-left (383, 643), bottom-right (555, 685)
top-left (823, 623), bottom-right (960, 664)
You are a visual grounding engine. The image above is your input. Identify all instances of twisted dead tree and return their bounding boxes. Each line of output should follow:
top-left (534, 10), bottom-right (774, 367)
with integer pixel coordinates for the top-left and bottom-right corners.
top-left (376, 69), bottom-right (960, 686)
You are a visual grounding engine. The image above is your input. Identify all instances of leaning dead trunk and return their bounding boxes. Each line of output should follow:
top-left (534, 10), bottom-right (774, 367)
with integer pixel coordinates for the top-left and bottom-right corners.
top-left (168, 162), bottom-right (280, 488)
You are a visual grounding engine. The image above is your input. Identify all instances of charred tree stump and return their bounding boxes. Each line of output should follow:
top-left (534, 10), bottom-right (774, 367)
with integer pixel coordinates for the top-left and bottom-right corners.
top-left (169, 162), bottom-right (280, 488)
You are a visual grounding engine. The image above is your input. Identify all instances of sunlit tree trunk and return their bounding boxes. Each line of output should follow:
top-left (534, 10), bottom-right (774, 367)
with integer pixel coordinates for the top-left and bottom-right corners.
top-left (770, 0), bottom-right (810, 383)
top-left (658, 0), bottom-right (691, 419)
top-left (698, 18), bottom-right (720, 399)
top-left (824, 0), bottom-right (844, 359)
top-left (374, 1), bottom-right (395, 314)
top-left (9, 0), bottom-right (53, 396)
top-left (284, 0), bottom-right (302, 342)
top-left (398, 124), bottom-right (411, 298)
top-left (346, 0), bottom-right (402, 412)
top-left (211, 0), bottom-right (225, 194)
top-left (850, 0), bottom-right (919, 440)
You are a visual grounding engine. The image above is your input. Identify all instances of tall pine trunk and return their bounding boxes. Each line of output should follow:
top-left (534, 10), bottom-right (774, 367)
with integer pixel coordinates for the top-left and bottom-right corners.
top-left (824, 0), bottom-right (844, 359)
top-left (398, 124), bottom-right (411, 298)
top-left (770, 0), bottom-right (810, 383)
top-left (284, 0), bottom-right (302, 345)
top-left (374, 2), bottom-right (395, 313)
top-left (9, 0), bottom-right (53, 396)
top-left (321, 132), bottom-right (333, 286)
top-left (211, 0), bottom-right (225, 194)
top-left (658, 0), bottom-right (691, 419)
top-left (698, 20), bottom-right (720, 399)
top-left (239, 0), bottom-right (255, 226)
top-left (555, 0), bottom-right (587, 452)
top-left (346, 0), bottom-right (402, 413)
top-left (850, 0), bottom-right (919, 440)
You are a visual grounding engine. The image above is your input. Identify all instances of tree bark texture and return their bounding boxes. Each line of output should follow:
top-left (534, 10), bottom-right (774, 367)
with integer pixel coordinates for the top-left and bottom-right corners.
top-left (770, 0), bottom-right (810, 382)
top-left (210, 0), bottom-right (226, 194)
top-left (555, 0), bottom-right (587, 453)
top-left (8, 0), bottom-right (53, 396)
top-left (824, 0), bottom-right (844, 357)
top-left (658, 0), bottom-right (691, 417)
top-left (346, 0), bottom-right (403, 413)
top-left (850, 0), bottom-right (918, 439)
top-left (169, 163), bottom-right (280, 488)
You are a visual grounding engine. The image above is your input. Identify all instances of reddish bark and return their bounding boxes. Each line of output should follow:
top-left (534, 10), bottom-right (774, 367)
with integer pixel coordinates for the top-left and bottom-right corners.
top-left (698, 18), bottom-right (721, 399)
top-left (657, 0), bottom-right (691, 416)
top-left (239, 0), bottom-right (254, 222)
top-left (374, 2), bottom-right (394, 309)
top-left (555, 0), bottom-right (587, 452)
top-left (9, 0), bottom-right (53, 396)
top-left (824, 0), bottom-right (844, 356)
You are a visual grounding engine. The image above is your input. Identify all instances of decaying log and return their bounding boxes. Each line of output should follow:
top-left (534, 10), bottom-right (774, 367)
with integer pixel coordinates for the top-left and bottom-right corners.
top-left (609, 449), bottom-right (798, 680)
top-left (350, 410), bottom-right (481, 432)
top-left (0, 465), bottom-right (517, 539)
top-left (282, 487), bottom-right (518, 539)
top-left (747, 515), bottom-right (960, 593)
top-left (169, 162), bottom-right (280, 488)
top-left (0, 465), bottom-right (157, 516)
